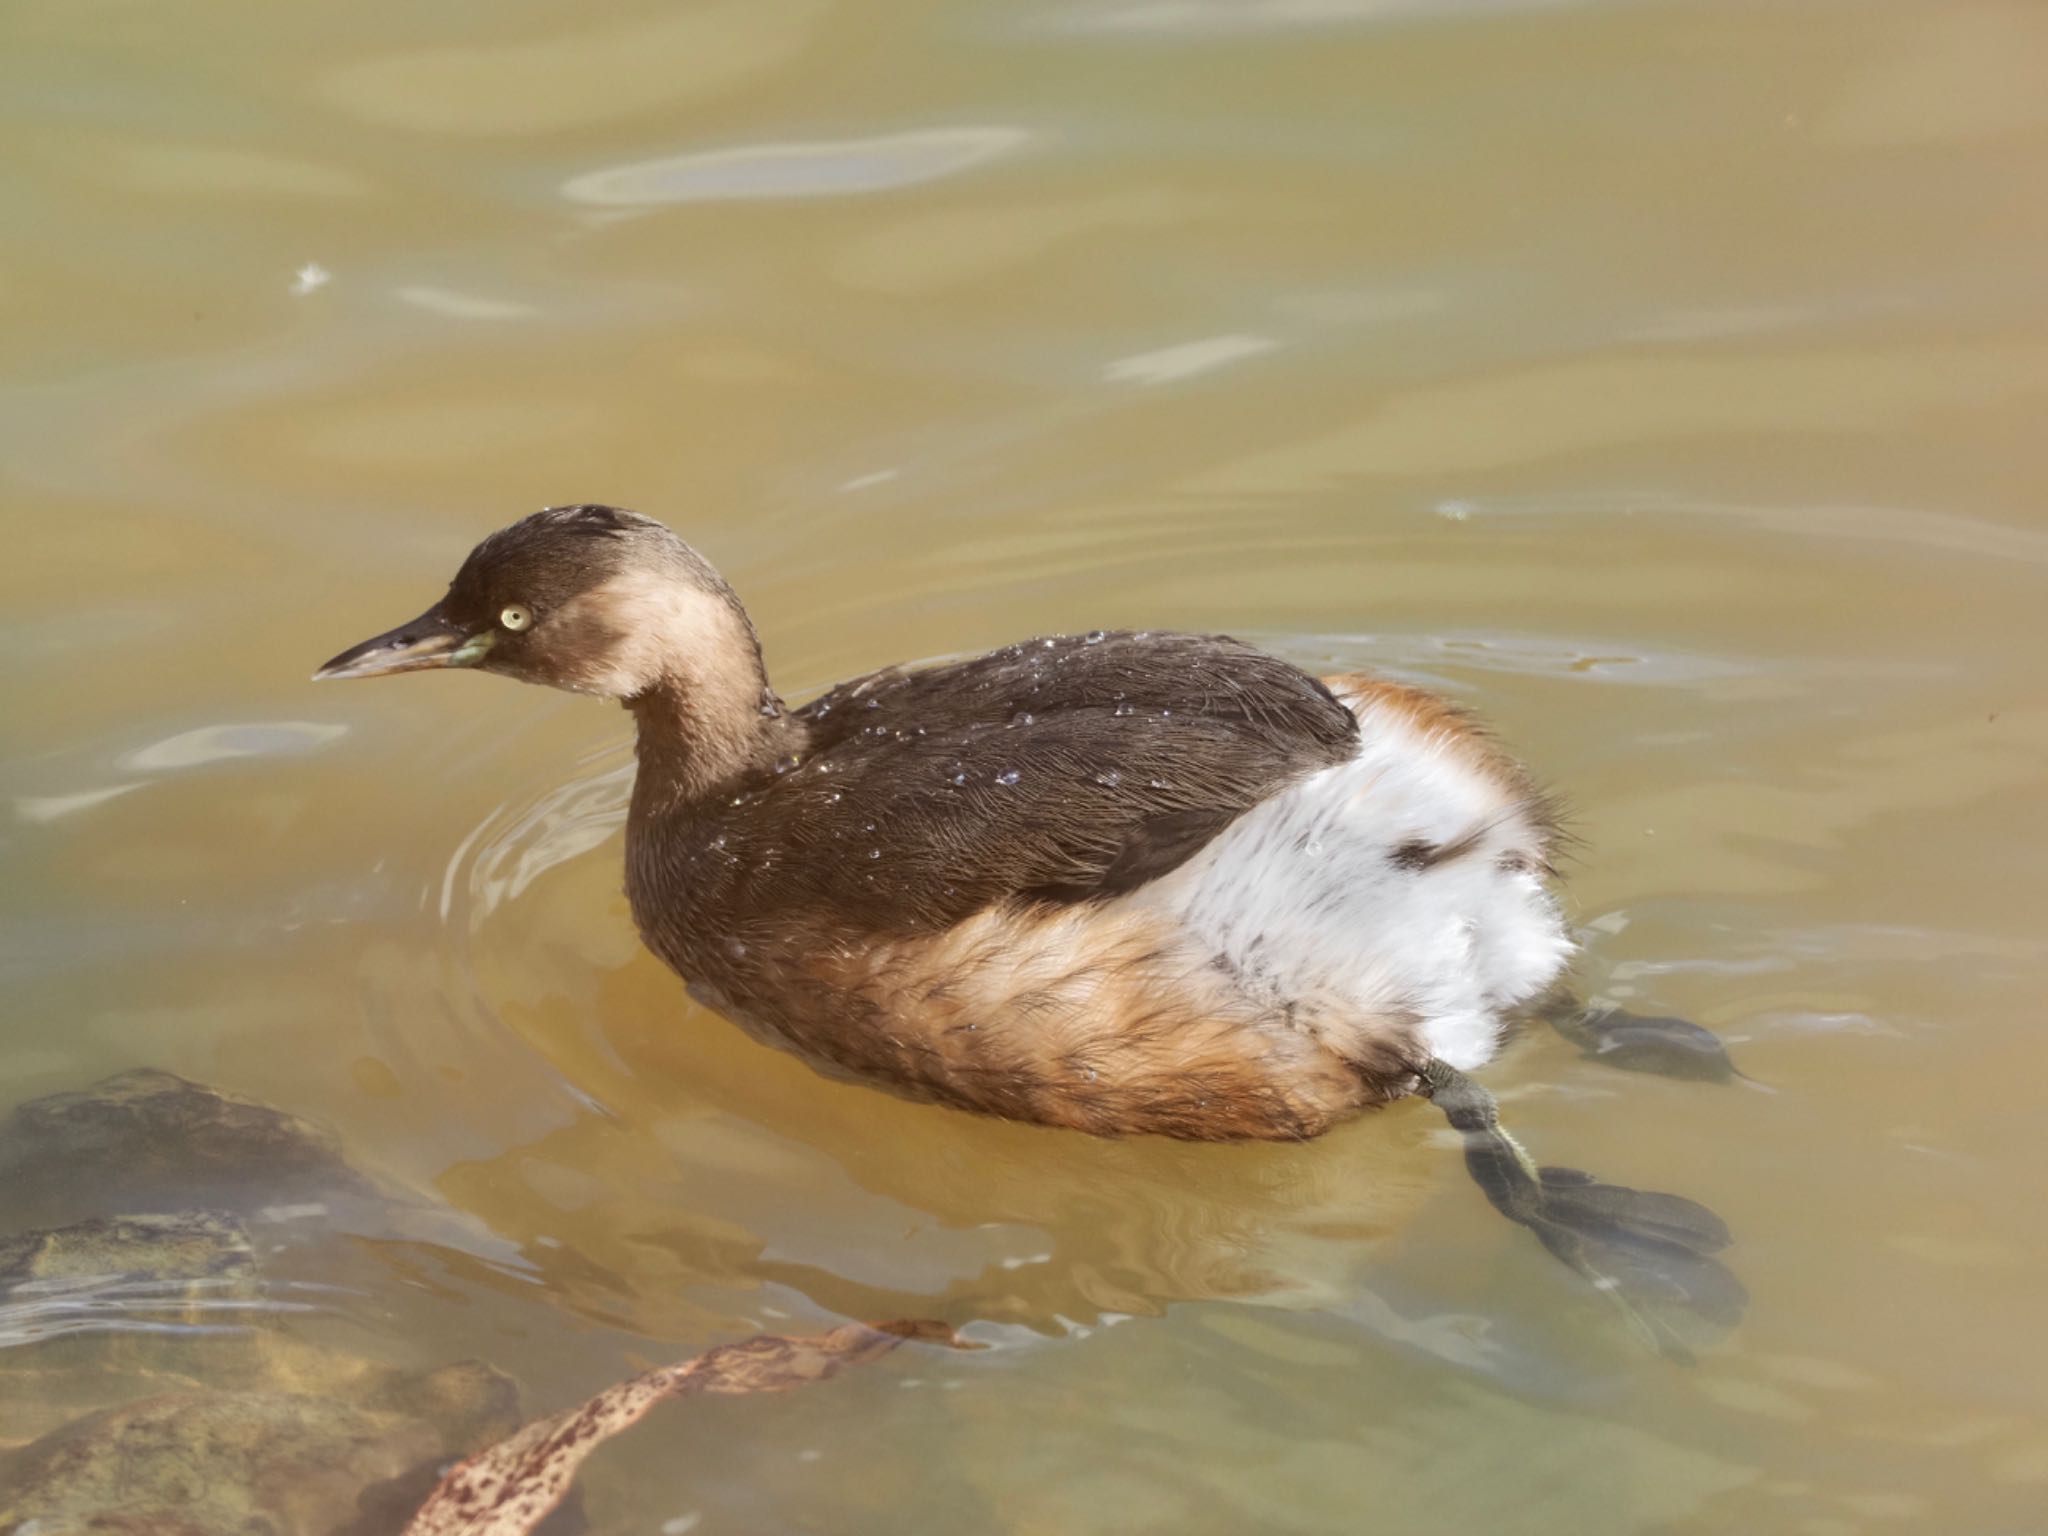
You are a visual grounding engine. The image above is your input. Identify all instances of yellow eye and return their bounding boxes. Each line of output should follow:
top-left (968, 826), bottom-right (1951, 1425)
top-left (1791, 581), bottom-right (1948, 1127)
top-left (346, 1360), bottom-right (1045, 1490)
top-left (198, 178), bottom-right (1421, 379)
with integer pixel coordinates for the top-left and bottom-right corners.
top-left (500, 604), bottom-right (533, 632)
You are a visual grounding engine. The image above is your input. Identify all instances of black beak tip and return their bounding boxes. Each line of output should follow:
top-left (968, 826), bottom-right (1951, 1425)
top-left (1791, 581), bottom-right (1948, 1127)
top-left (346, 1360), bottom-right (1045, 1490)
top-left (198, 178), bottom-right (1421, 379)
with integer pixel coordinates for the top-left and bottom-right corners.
top-left (310, 649), bottom-right (354, 682)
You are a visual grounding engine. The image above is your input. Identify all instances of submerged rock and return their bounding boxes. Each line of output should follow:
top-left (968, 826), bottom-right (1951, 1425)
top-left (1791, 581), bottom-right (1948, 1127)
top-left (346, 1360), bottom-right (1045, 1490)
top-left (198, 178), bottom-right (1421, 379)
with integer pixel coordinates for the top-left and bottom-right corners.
top-left (0, 1211), bottom-right (264, 1440)
top-left (0, 1359), bottom-right (522, 1536)
top-left (0, 1069), bottom-right (378, 1230)
top-left (0, 1073), bottom-right (536, 1533)
top-left (0, 1210), bottom-right (254, 1290)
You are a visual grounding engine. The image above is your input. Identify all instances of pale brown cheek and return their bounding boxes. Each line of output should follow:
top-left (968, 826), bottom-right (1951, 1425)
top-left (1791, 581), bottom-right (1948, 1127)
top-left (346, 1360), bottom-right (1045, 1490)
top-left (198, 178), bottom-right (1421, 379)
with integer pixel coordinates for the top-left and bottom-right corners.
top-left (549, 574), bottom-right (754, 699)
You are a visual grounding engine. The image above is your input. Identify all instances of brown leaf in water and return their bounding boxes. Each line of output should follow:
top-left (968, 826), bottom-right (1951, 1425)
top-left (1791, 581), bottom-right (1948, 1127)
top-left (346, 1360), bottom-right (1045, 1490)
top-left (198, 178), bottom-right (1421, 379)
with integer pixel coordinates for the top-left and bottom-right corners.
top-left (403, 1319), bottom-right (953, 1536)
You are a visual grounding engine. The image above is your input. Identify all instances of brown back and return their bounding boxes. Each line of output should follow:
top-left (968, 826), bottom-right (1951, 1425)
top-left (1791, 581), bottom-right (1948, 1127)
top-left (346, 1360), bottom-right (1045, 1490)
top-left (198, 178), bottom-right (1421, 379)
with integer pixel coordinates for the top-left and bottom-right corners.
top-left (627, 630), bottom-right (1359, 961)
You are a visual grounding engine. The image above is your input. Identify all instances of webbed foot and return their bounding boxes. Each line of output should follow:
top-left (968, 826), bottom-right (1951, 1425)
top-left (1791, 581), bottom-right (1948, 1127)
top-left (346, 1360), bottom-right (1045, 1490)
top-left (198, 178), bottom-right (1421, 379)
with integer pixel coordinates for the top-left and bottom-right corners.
top-left (1419, 1059), bottom-right (1746, 1360)
top-left (1520, 1166), bottom-right (1747, 1361)
top-left (1548, 1002), bottom-right (1742, 1083)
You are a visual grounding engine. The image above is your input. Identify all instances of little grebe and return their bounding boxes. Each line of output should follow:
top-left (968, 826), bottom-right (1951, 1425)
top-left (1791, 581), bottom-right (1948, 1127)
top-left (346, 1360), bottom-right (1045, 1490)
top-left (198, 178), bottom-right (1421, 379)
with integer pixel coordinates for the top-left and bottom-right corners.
top-left (318, 504), bottom-right (1743, 1354)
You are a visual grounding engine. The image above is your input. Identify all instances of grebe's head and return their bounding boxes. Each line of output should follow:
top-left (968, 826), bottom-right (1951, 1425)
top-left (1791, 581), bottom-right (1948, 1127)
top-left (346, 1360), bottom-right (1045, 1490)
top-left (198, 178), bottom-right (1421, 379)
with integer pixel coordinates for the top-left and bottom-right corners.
top-left (313, 504), bottom-right (764, 702)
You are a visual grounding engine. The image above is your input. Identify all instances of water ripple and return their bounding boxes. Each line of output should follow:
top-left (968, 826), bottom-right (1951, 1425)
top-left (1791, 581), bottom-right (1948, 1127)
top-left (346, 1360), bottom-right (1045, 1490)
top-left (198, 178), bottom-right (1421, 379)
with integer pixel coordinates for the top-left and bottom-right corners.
top-left (445, 753), bottom-right (630, 932)
top-left (1050, 0), bottom-right (1581, 37)
top-left (0, 1275), bottom-right (333, 1349)
top-left (1429, 489), bottom-right (2048, 567)
top-left (563, 126), bottom-right (1030, 207)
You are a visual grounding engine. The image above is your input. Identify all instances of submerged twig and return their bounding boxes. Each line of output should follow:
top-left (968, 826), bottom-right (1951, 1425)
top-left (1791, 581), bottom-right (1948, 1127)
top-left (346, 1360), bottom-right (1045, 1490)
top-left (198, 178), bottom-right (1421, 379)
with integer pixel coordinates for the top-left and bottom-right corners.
top-left (404, 1318), bottom-right (955, 1535)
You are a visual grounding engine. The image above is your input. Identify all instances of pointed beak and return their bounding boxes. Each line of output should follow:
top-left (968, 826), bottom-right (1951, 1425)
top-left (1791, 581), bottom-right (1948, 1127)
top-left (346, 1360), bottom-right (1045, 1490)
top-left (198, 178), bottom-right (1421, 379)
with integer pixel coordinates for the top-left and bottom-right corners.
top-left (312, 604), bottom-right (495, 682)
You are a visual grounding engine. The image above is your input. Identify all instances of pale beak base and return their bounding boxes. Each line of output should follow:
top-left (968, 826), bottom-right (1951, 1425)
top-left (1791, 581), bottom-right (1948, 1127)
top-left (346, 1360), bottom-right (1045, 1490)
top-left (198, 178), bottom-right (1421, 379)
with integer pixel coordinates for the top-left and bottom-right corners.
top-left (312, 606), bottom-right (494, 681)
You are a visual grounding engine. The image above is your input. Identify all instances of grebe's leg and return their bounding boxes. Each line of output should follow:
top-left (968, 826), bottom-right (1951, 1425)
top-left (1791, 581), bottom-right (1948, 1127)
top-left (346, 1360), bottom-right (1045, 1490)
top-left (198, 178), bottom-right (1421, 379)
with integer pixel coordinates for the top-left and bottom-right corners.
top-left (1417, 1059), bottom-right (1747, 1361)
top-left (1531, 986), bottom-right (1742, 1083)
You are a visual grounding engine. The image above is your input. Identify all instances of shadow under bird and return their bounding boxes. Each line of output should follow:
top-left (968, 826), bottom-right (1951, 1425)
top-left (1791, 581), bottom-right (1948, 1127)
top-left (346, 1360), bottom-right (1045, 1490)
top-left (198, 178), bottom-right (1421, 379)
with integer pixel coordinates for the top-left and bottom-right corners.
top-left (317, 504), bottom-right (1746, 1357)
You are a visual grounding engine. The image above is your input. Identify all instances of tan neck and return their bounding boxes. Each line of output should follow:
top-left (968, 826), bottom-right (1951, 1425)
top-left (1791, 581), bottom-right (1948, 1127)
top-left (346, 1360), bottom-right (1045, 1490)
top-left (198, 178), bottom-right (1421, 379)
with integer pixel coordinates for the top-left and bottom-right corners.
top-left (626, 658), bottom-right (796, 814)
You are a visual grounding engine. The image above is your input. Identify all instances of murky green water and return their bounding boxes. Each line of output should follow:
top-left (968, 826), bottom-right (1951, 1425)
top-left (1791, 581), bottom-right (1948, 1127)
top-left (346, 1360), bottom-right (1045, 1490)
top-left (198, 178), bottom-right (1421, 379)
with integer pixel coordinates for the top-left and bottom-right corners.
top-left (5, 0), bottom-right (2048, 1528)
